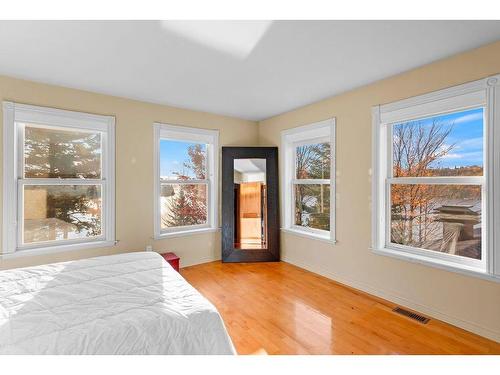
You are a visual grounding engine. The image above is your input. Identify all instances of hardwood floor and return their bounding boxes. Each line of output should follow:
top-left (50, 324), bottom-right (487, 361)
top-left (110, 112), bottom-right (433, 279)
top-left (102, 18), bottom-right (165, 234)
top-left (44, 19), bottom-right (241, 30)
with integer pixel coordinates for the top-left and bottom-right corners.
top-left (181, 261), bottom-right (500, 355)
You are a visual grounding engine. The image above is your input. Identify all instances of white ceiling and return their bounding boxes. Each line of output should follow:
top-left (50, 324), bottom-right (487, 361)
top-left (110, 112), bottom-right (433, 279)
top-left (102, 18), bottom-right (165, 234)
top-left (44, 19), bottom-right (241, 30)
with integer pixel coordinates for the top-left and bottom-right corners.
top-left (1, 20), bottom-right (500, 121)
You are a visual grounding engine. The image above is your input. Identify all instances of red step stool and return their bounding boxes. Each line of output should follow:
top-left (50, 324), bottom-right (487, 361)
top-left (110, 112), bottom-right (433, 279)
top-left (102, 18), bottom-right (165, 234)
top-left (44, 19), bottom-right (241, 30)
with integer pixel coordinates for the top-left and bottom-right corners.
top-left (161, 252), bottom-right (180, 272)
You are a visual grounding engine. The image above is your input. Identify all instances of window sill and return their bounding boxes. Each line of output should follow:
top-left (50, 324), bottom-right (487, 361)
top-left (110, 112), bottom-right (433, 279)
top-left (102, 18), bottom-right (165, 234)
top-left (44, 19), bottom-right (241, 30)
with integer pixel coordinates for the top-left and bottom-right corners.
top-left (1, 240), bottom-right (117, 259)
top-left (372, 246), bottom-right (500, 284)
top-left (281, 228), bottom-right (336, 244)
top-left (154, 227), bottom-right (220, 240)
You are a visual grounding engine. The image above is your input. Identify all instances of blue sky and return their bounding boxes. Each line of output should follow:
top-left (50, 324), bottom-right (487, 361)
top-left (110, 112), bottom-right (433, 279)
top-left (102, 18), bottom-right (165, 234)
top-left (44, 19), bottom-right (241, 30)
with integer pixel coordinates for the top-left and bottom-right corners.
top-left (394, 107), bottom-right (484, 169)
top-left (160, 140), bottom-right (206, 178)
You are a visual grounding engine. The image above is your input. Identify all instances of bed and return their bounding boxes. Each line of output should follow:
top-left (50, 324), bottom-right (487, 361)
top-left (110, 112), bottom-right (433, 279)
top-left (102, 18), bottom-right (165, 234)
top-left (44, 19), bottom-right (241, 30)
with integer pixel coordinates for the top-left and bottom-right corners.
top-left (0, 251), bottom-right (235, 354)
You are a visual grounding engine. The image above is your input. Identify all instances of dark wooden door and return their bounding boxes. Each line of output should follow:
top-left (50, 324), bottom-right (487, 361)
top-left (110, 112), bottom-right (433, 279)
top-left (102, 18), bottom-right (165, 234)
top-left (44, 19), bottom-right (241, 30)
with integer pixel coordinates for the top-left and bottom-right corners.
top-left (222, 147), bottom-right (280, 262)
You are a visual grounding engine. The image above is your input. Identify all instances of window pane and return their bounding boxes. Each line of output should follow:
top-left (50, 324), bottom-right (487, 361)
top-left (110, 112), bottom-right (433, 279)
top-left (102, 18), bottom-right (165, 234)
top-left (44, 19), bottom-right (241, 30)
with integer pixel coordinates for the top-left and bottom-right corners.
top-left (160, 140), bottom-right (207, 180)
top-left (295, 142), bottom-right (331, 179)
top-left (392, 108), bottom-right (483, 177)
top-left (294, 184), bottom-right (330, 231)
top-left (24, 124), bottom-right (102, 179)
top-left (161, 184), bottom-right (207, 228)
top-left (23, 185), bottom-right (102, 244)
top-left (390, 184), bottom-right (481, 260)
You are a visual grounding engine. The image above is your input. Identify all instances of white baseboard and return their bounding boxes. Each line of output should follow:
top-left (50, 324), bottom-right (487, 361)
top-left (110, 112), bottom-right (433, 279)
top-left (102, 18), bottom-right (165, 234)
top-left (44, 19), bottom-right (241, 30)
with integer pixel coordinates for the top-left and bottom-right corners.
top-left (282, 255), bottom-right (500, 343)
top-left (180, 255), bottom-right (218, 268)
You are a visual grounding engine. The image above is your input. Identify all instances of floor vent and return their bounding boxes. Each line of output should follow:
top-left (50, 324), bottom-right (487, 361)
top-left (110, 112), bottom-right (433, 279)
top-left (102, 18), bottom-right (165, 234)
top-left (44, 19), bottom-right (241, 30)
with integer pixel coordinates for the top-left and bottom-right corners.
top-left (392, 307), bottom-right (430, 324)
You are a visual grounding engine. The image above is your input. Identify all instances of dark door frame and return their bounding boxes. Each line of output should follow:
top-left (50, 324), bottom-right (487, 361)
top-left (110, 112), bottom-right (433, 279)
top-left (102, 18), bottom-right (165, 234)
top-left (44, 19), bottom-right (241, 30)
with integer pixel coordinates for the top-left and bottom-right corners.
top-left (222, 147), bottom-right (280, 262)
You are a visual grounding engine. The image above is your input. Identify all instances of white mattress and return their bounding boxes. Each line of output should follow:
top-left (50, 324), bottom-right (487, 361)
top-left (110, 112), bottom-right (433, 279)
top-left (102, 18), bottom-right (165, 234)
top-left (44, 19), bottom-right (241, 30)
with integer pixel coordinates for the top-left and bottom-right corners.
top-left (0, 251), bottom-right (235, 354)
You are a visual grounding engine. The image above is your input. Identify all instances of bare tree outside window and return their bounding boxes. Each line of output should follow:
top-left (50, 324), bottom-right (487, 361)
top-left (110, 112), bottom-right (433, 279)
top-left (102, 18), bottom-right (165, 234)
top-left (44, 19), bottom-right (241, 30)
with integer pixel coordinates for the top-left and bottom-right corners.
top-left (390, 108), bottom-right (483, 260)
top-left (294, 142), bottom-right (331, 231)
top-left (161, 143), bottom-right (208, 228)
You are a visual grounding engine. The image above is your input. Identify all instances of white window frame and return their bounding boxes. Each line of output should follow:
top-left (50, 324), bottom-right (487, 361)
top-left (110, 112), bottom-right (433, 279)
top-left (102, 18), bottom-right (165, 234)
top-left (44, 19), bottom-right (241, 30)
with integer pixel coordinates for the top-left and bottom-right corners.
top-left (372, 74), bottom-right (500, 282)
top-left (153, 123), bottom-right (219, 238)
top-left (281, 118), bottom-right (336, 243)
top-left (2, 102), bottom-right (116, 257)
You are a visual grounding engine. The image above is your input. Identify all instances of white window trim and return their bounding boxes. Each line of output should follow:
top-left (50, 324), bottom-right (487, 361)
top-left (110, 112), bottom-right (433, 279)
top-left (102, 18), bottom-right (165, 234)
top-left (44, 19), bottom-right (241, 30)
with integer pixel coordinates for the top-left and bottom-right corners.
top-left (2, 102), bottom-right (116, 257)
top-left (372, 74), bottom-right (500, 282)
top-left (281, 118), bottom-right (336, 243)
top-left (153, 123), bottom-right (219, 239)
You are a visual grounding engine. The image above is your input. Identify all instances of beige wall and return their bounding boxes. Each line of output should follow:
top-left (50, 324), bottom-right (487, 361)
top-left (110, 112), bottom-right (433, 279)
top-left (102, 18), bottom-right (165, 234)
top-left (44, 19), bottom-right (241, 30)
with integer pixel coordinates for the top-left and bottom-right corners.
top-left (258, 40), bottom-right (500, 342)
top-left (0, 74), bottom-right (258, 270)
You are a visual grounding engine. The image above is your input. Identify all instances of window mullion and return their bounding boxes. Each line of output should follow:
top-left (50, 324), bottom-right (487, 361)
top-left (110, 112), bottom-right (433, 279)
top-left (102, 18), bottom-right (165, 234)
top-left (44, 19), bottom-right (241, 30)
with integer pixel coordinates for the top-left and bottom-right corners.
top-left (160, 179), bottom-right (208, 185)
top-left (19, 178), bottom-right (105, 186)
top-left (387, 176), bottom-right (484, 185)
top-left (292, 179), bottom-right (331, 185)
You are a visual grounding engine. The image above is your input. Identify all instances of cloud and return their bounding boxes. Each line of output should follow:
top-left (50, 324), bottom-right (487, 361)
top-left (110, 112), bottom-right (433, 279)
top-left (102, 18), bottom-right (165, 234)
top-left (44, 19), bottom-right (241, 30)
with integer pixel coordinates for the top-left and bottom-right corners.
top-left (438, 143), bottom-right (452, 152)
top-left (441, 151), bottom-right (483, 162)
top-left (452, 112), bottom-right (483, 125)
top-left (459, 151), bottom-right (483, 159)
top-left (456, 137), bottom-right (483, 150)
top-left (441, 153), bottom-right (462, 159)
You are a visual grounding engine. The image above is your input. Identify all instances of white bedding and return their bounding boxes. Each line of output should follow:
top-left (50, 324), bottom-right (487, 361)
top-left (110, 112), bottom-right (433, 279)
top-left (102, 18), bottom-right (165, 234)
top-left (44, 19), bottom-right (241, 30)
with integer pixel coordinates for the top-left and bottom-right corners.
top-left (0, 251), bottom-right (235, 354)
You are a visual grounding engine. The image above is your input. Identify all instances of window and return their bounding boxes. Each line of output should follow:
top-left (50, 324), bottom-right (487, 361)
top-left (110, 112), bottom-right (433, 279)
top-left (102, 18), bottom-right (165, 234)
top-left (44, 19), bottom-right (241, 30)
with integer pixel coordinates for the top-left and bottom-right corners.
top-left (372, 75), bottom-right (500, 281)
top-left (281, 119), bottom-right (335, 242)
top-left (2, 102), bottom-right (115, 256)
top-left (153, 123), bottom-right (218, 237)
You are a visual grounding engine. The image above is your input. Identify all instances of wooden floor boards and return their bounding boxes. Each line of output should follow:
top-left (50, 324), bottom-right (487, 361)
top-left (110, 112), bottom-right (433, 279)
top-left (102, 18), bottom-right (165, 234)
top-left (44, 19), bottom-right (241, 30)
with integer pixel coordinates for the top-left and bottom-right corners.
top-left (181, 261), bottom-right (500, 355)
